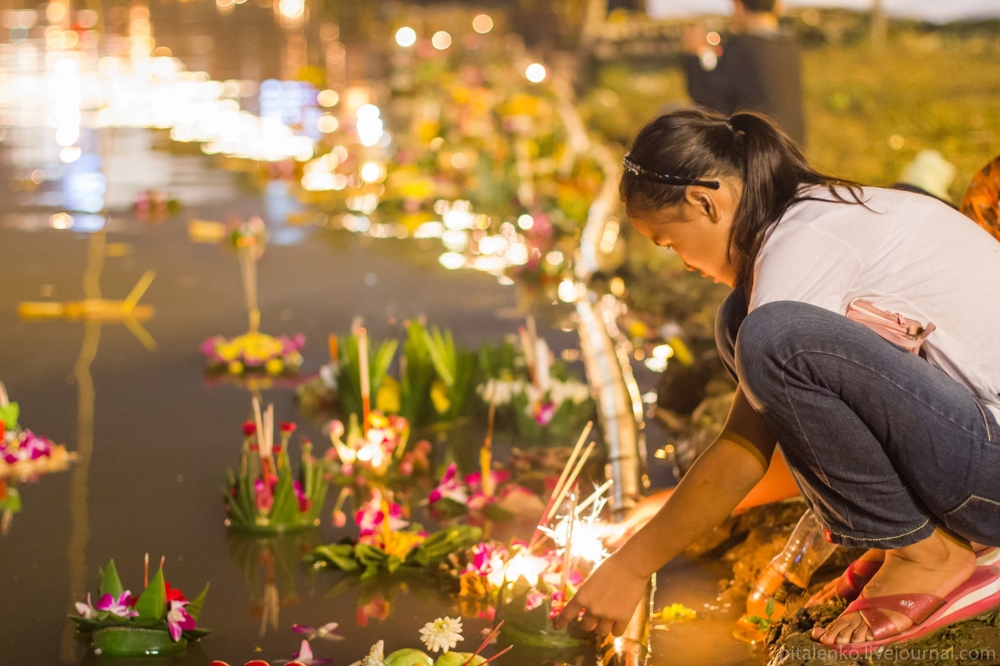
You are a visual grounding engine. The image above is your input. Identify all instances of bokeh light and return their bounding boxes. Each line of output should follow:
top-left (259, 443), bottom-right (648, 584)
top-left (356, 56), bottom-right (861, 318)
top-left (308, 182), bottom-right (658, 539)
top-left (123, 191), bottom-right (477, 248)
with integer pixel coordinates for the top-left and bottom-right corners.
top-left (431, 31), bottom-right (452, 50)
top-left (525, 63), bottom-right (546, 83)
top-left (395, 26), bottom-right (417, 47)
top-left (472, 14), bottom-right (493, 34)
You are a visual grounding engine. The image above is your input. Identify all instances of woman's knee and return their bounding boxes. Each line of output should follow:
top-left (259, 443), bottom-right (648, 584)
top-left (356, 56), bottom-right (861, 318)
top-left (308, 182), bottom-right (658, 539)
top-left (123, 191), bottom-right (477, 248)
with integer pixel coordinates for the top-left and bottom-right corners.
top-left (734, 301), bottom-right (830, 397)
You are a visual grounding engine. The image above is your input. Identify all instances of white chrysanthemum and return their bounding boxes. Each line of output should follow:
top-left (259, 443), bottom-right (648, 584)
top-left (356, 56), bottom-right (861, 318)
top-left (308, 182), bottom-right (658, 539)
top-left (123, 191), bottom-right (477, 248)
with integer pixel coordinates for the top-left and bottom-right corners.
top-left (360, 639), bottom-right (385, 666)
top-left (419, 617), bottom-right (464, 654)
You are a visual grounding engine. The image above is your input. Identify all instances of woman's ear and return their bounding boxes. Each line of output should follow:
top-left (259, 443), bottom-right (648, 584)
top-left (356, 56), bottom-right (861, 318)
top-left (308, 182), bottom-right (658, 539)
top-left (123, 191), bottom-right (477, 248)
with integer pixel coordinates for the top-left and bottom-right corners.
top-left (685, 186), bottom-right (720, 224)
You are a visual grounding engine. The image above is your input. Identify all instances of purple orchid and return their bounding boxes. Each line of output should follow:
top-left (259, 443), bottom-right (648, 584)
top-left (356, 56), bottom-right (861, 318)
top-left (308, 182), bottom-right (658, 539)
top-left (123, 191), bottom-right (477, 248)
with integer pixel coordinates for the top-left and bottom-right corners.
top-left (428, 463), bottom-right (469, 507)
top-left (467, 542), bottom-right (508, 576)
top-left (533, 401), bottom-right (556, 426)
top-left (355, 489), bottom-right (407, 538)
top-left (166, 600), bottom-right (196, 641)
top-left (94, 591), bottom-right (139, 618)
top-left (292, 622), bottom-right (343, 641)
top-left (75, 593), bottom-right (98, 620)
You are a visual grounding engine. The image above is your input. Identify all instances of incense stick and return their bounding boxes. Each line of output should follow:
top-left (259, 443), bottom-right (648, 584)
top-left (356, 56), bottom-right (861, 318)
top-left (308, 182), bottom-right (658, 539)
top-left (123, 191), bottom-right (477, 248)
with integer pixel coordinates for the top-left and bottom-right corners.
top-left (528, 421), bottom-right (592, 547)
top-left (252, 397), bottom-right (265, 456)
top-left (239, 246), bottom-right (259, 332)
top-left (481, 402), bottom-right (497, 497)
top-left (328, 334), bottom-right (339, 364)
top-left (548, 440), bottom-right (595, 523)
top-left (358, 327), bottom-right (370, 433)
top-left (548, 421), bottom-right (592, 509)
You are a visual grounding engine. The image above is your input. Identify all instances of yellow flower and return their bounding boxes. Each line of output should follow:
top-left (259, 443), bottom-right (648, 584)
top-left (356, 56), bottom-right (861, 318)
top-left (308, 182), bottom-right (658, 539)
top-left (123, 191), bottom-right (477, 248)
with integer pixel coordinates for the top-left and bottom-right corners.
top-left (430, 381), bottom-right (451, 414)
top-left (381, 530), bottom-right (425, 561)
top-left (376, 377), bottom-right (401, 413)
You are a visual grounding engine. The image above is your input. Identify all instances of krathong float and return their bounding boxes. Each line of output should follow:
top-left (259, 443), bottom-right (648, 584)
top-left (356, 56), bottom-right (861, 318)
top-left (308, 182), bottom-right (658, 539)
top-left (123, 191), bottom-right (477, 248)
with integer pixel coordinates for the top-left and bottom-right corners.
top-left (134, 189), bottom-right (181, 222)
top-left (202, 220), bottom-right (304, 376)
top-left (477, 321), bottom-right (593, 446)
top-left (304, 489), bottom-right (482, 579)
top-left (225, 399), bottom-right (330, 534)
top-left (0, 382), bottom-right (77, 534)
top-left (70, 557), bottom-right (210, 657)
top-left (330, 321), bottom-right (477, 429)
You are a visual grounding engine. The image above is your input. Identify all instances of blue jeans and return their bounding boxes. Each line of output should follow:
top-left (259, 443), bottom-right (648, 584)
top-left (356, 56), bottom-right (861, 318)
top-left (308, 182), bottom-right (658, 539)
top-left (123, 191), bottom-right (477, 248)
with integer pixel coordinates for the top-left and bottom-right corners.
top-left (715, 291), bottom-right (1000, 548)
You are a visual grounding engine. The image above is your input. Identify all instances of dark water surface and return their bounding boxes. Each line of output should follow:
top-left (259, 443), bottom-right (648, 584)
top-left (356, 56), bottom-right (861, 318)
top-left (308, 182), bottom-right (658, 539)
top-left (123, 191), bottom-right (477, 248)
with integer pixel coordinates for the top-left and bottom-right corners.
top-left (0, 132), bottom-right (758, 666)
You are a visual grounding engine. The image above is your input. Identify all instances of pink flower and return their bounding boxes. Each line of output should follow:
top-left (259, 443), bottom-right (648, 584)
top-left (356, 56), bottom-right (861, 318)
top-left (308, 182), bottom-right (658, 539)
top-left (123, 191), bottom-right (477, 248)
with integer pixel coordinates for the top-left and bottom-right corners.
top-left (75, 593), bottom-right (98, 620)
top-left (525, 590), bottom-right (545, 612)
top-left (467, 543), bottom-right (508, 575)
top-left (428, 463), bottom-right (468, 507)
top-left (293, 480), bottom-right (311, 513)
top-left (166, 600), bottom-right (196, 641)
top-left (468, 492), bottom-right (498, 513)
top-left (464, 470), bottom-right (511, 493)
top-left (534, 401), bottom-right (556, 426)
top-left (355, 489), bottom-right (407, 537)
top-left (254, 479), bottom-right (274, 513)
top-left (94, 591), bottom-right (139, 618)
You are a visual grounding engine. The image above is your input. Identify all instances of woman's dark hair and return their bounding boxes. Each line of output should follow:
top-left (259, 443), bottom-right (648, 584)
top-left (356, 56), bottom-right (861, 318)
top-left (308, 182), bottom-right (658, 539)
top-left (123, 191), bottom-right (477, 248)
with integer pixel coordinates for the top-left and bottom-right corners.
top-left (620, 107), bottom-right (864, 297)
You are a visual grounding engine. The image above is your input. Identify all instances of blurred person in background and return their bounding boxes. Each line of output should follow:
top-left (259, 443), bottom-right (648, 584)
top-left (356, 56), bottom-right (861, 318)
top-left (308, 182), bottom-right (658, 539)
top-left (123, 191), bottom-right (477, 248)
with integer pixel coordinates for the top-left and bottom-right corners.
top-left (682, 0), bottom-right (805, 146)
top-left (962, 153), bottom-right (1000, 242)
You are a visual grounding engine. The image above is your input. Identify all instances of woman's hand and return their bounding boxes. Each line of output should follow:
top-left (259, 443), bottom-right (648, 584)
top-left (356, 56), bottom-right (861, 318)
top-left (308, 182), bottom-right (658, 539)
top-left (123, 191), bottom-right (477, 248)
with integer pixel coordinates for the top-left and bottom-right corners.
top-left (553, 553), bottom-right (650, 637)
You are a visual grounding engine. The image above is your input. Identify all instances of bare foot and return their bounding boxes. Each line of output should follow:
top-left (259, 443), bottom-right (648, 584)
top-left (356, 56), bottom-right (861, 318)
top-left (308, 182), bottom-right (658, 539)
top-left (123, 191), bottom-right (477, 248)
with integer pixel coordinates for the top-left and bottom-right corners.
top-left (806, 549), bottom-right (885, 607)
top-left (811, 529), bottom-right (976, 645)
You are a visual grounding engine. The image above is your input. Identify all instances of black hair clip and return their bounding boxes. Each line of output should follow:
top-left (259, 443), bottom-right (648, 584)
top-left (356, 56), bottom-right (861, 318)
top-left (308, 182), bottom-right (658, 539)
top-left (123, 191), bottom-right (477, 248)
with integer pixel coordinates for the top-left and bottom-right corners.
top-left (622, 155), bottom-right (721, 189)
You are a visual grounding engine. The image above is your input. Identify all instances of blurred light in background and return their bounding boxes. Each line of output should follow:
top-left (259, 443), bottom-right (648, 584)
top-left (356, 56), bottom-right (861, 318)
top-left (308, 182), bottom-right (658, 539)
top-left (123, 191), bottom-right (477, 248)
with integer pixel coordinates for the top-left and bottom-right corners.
top-left (431, 31), bottom-right (452, 50)
top-left (395, 26), bottom-right (417, 48)
top-left (525, 63), bottom-right (546, 83)
top-left (472, 14), bottom-right (493, 34)
top-left (317, 89), bottom-right (339, 107)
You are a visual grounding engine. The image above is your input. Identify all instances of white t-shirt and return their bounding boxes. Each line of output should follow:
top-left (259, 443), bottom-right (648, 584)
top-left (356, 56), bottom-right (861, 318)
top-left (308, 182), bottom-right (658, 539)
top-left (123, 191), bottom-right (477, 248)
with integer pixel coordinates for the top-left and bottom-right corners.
top-left (750, 186), bottom-right (1000, 421)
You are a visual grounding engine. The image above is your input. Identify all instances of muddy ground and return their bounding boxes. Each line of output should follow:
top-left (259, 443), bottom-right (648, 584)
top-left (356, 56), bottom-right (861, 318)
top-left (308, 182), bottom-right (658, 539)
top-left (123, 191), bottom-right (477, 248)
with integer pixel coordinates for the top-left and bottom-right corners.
top-left (689, 502), bottom-right (1000, 666)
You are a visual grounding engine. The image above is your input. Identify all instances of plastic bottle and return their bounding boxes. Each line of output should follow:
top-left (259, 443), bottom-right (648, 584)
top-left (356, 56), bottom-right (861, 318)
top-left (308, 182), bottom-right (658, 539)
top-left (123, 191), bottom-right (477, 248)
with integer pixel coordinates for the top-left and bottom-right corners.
top-left (737, 510), bottom-right (837, 640)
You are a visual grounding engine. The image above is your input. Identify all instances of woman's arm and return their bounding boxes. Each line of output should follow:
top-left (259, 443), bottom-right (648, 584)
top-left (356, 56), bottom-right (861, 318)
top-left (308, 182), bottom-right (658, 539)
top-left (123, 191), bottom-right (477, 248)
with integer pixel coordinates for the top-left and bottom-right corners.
top-left (555, 386), bottom-right (777, 636)
top-left (604, 446), bottom-right (799, 549)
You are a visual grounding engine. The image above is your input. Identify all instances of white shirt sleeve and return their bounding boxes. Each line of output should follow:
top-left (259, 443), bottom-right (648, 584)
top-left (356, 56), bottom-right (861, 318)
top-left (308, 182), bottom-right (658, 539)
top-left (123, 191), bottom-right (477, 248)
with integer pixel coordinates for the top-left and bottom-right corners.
top-left (749, 225), bottom-right (863, 315)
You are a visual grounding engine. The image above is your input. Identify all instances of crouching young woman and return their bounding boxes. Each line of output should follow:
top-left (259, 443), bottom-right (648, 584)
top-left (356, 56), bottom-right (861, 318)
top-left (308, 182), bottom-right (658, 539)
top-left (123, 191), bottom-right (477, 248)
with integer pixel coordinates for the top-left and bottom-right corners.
top-left (555, 108), bottom-right (1000, 653)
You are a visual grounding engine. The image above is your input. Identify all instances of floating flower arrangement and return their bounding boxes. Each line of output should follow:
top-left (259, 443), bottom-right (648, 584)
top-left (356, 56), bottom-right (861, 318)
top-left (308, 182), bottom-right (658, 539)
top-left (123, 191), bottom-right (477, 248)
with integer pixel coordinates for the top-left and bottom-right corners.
top-left (0, 382), bottom-right (76, 534)
top-left (324, 412), bottom-right (417, 480)
top-left (225, 400), bottom-right (330, 534)
top-left (202, 219), bottom-right (305, 377)
top-left (477, 325), bottom-right (593, 447)
top-left (202, 332), bottom-right (306, 376)
top-left (304, 489), bottom-right (482, 579)
top-left (426, 462), bottom-right (543, 524)
top-left (70, 557), bottom-right (210, 657)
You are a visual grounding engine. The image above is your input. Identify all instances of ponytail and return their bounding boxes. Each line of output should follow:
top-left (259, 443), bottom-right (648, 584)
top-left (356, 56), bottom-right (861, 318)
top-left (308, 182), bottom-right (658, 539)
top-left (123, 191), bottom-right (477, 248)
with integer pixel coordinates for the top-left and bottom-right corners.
top-left (620, 108), bottom-right (864, 298)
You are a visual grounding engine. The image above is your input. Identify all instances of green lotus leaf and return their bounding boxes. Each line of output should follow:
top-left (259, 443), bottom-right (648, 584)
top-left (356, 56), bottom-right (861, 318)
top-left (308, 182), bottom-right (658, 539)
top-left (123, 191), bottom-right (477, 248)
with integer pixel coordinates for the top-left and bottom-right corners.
top-left (99, 560), bottom-right (124, 598)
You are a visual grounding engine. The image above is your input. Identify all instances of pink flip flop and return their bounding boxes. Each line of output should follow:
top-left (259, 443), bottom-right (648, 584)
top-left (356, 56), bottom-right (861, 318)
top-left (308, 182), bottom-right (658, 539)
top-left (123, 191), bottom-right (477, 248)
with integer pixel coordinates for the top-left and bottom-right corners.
top-left (834, 547), bottom-right (1000, 602)
top-left (836, 559), bottom-right (883, 601)
top-left (822, 564), bottom-right (1000, 657)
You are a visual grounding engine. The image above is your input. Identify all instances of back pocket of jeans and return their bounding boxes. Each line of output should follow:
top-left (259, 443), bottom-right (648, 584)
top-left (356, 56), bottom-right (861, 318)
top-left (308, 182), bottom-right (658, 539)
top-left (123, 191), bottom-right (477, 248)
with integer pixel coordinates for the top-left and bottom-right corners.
top-left (944, 495), bottom-right (1000, 545)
